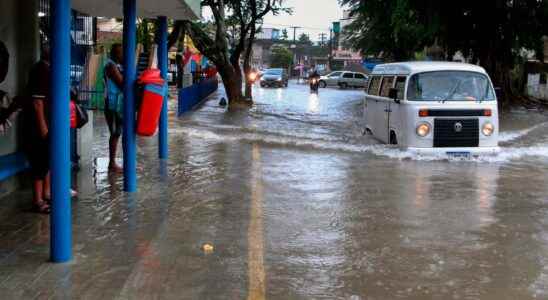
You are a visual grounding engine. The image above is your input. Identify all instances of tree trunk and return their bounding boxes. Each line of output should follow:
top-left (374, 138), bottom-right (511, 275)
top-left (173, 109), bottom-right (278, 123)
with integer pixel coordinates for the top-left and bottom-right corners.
top-left (243, 24), bottom-right (256, 100)
top-left (479, 48), bottom-right (516, 105)
top-left (218, 64), bottom-right (246, 105)
top-left (181, 15), bottom-right (246, 107)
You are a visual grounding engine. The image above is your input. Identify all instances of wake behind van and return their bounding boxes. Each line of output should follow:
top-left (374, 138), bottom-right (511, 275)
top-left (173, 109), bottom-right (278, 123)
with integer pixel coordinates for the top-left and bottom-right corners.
top-left (364, 62), bottom-right (499, 157)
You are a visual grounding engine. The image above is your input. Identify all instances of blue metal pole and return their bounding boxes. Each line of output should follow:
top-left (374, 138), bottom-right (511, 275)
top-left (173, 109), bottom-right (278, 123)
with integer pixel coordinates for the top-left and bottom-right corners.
top-left (157, 16), bottom-right (169, 159)
top-left (123, 0), bottom-right (137, 192)
top-left (50, 0), bottom-right (72, 263)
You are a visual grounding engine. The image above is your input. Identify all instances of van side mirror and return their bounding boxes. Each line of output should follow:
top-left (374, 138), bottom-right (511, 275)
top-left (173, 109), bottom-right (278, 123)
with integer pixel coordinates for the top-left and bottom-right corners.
top-left (389, 88), bottom-right (400, 104)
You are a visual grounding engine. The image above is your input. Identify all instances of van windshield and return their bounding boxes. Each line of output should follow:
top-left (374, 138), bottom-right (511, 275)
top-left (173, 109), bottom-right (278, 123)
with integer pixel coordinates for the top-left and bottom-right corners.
top-left (407, 71), bottom-right (496, 102)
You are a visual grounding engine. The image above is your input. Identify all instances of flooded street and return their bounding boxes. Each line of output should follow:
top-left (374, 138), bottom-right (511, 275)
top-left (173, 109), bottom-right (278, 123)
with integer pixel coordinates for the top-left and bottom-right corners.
top-left (2, 81), bottom-right (548, 299)
top-left (172, 82), bottom-right (548, 299)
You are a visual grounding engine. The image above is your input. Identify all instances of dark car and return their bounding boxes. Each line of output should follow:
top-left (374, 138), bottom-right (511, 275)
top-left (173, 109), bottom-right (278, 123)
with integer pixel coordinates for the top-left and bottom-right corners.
top-left (260, 68), bottom-right (289, 88)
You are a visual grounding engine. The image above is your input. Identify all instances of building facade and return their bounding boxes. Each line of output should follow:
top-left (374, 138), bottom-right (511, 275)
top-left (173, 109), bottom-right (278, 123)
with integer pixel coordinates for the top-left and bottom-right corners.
top-left (332, 10), bottom-right (363, 70)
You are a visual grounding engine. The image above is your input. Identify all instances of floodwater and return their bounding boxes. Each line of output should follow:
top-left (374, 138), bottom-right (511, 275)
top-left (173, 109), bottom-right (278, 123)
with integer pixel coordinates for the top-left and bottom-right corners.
top-left (2, 81), bottom-right (548, 299)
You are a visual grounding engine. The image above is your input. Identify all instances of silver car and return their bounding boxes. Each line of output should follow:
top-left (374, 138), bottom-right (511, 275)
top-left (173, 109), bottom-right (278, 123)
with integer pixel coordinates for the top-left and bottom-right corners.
top-left (319, 71), bottom-right (368, 89)
top-left (260, 68), bottom-right (289, 88)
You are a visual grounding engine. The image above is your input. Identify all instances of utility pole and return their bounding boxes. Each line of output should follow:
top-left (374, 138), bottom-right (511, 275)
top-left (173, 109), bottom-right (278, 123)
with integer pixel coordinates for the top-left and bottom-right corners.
top-left (289, 26), bottom-right (300, 77)
top-left (328, 29), bottom-right (333, 71)
top-left (290, 26), bottom-right (300, 43)
top-left (318, 33), bottom-right (327, 47)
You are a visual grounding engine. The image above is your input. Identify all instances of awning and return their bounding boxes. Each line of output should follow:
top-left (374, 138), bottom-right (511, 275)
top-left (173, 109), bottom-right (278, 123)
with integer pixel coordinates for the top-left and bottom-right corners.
top-left (72, 0), bottom-right (201, 20)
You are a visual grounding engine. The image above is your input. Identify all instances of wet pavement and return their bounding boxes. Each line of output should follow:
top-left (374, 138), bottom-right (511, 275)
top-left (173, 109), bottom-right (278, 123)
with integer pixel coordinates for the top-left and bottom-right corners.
top-left (2, 81), bottom-right (548, 299)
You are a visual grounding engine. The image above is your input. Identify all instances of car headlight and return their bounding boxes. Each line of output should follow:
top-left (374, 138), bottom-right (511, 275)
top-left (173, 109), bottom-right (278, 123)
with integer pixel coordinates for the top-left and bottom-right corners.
top-left (482, 122), bottom-right (495, 136)
top-left (277, 78), bottom-right (282, 81)
top-left (416, 122), bottom-right (431, 137)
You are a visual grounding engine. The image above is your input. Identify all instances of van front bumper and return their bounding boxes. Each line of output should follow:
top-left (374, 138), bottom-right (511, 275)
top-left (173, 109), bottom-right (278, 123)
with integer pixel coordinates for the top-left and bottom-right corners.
top-left (407, 146), bottom-right (500, 157)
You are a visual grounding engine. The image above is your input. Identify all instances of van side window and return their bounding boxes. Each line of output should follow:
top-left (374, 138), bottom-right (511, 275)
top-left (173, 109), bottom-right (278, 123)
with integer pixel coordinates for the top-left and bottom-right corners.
top-left (368, 76), bottom-right (382, 95)
top-left (395, 76), bottom-right (407, 99)
top-left (355, 73), bottom-right (366, 79)
top-left (380, 76), bottom-right (395, 97)
top-left (343, 73), bottom-right (354, 79)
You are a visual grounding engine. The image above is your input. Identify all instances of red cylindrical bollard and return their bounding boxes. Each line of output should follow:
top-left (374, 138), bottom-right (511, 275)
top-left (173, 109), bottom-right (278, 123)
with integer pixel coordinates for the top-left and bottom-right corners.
top-left (136, 69), bottom-right (166, 136)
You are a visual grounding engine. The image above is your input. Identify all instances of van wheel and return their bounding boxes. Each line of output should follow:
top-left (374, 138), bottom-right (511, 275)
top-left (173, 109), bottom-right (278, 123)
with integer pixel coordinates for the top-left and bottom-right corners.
top-left (389, 131), bottom-right (398, 145)
top-left (319, 81), bottom-right (327, 88)
top-left (339, 82), bottom-right (348, 89)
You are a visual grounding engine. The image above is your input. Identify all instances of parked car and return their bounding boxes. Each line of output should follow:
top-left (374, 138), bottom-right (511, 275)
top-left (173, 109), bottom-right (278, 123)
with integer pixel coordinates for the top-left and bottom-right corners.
top-left (364, 61), bottom-right (499, 157)
top-left (319, 71), bottom-right (368, 89)
top-left (260, 68), bottom-right (289, 88)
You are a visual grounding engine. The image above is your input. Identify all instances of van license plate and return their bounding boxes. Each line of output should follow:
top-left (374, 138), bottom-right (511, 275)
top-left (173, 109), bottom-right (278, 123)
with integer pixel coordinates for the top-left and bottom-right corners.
top-left (446, 152), bottom-right (471, 159)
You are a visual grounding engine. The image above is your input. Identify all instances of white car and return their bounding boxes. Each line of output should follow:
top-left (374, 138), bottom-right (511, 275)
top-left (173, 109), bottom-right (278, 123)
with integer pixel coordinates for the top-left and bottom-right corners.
top-left (364, 61), bottom-right (499, 157)
top-left (319, 71), bottom-right (368, 89)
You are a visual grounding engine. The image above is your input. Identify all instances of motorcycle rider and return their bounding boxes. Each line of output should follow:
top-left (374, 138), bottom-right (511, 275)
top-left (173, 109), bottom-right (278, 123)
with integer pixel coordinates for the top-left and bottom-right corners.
top-left (308, 65), bottom-right (321, 92)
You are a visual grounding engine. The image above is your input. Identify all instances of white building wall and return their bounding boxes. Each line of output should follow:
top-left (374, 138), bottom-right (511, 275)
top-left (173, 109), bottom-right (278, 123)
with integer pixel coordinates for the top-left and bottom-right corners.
top-left (526, 74), bottom-right (548, 100)
top-left (336, 10), bottom-right (362, 64)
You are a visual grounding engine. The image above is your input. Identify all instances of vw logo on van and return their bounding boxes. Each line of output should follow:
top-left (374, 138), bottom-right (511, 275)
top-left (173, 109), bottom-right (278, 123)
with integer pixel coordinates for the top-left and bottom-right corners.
top-left (454, 122), bottom-right (463, 133)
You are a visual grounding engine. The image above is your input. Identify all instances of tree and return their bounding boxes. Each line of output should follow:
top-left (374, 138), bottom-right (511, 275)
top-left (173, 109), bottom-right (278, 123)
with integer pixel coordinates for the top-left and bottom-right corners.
top-left (281, 29), bottom-right (289, 40)
top-left (432, 0), bottom-right (548, 102)
top-left (342, 0), bottom-right (548, 103)
top-left (340, 0), bottom-right (432, 61)
top-left (270, 46), bottom-right (293, 68)
top-left (298, 33), bottom-right (313, 46)
top-left (240, 1), bottom-right (290, 99)
top-left (169, 0), bottom-right (289, 106)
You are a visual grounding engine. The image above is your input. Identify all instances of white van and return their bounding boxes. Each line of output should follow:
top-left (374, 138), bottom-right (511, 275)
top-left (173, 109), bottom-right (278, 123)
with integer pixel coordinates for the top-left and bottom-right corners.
top-left (364, 62), bottom-right (499, 157)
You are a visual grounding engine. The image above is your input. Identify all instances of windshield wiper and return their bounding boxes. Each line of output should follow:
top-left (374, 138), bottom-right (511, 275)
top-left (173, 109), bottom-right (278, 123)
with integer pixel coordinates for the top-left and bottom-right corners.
top-left (442, 80), bottom-right (462, 103)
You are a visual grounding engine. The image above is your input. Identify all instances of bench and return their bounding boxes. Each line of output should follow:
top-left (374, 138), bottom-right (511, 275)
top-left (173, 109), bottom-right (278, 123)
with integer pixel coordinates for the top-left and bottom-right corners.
top-left (0, 152), bottom-right (29, 181)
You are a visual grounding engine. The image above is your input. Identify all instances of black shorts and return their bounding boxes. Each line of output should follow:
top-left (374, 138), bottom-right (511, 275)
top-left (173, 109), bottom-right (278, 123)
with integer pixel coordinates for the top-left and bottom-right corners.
top-left (104, 109), bottom-right (122, 138)
top-left (24, 136), bottom-right (50, 180)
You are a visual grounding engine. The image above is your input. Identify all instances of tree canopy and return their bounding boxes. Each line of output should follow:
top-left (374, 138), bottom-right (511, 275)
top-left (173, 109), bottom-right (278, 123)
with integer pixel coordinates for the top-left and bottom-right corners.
top-left (281, 29), bottom-right (289, 40)
top-left (270, 46), bottom-right (293, 68)
top-left (342, 0), bottom-right (548, 101)
top-left (176, 0), bottom-right (290, 104)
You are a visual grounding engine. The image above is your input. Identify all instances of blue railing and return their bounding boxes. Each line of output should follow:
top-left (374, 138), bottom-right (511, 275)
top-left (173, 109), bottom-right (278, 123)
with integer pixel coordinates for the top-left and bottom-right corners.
top-left (178, 78), bottom-right (219, 116)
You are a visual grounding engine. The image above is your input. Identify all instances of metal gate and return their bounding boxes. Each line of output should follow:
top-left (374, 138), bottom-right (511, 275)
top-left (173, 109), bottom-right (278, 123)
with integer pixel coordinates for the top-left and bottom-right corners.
top-left (39, 0), bottom-right (98, 167)
top-left (39, 0), bottom-right (97, 89)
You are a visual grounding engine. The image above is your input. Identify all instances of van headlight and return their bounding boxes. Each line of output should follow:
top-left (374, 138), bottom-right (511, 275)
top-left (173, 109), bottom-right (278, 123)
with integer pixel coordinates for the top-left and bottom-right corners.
top-left (416, 122), bottom-right (431, 137)
top-left (482, 122), bottom-right (495, 136)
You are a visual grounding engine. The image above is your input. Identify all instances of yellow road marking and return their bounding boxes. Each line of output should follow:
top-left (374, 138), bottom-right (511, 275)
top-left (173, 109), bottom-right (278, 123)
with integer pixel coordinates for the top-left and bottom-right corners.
top-left (247, 143), bottom-right (265, 300)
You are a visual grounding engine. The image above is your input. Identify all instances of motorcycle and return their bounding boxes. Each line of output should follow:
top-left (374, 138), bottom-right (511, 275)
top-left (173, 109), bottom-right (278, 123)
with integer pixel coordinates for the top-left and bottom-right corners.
top-left (248, 71), bottom-right (259, 83)
top-left (309, 77), bottom-right (320, 93)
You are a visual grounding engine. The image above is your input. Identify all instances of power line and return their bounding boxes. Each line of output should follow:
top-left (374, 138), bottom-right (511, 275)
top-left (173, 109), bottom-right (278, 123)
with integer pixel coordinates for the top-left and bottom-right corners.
top-left (263, 22), bottom-right (330, 31)
top-left (318, 33), bottom-right (328, 46)
top-left (289, 26), bottom-right (301, 42)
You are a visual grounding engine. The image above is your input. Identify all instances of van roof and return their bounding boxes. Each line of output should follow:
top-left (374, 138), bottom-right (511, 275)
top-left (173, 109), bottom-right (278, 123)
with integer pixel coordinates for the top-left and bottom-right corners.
top-left (371, 61), bottom-right (488, 76)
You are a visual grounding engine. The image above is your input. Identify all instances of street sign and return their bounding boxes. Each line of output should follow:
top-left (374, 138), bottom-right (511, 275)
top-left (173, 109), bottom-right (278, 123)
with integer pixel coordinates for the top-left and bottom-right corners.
top-left (333, 22), bottom-right (341, 34)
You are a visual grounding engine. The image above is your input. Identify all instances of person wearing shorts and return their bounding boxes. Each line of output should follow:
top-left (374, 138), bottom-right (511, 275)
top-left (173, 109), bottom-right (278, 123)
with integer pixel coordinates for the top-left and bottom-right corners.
top-left (104, 44), bottom-right (124, 173)
top-left (22, 47), bottom-right (52, 213)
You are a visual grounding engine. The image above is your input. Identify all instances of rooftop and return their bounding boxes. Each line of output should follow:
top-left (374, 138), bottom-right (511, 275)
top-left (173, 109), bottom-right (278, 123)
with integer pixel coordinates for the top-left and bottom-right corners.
top-left (372, 61), bottom-right (488, 75)
top-left (72, 0), bottom-right (201, 20)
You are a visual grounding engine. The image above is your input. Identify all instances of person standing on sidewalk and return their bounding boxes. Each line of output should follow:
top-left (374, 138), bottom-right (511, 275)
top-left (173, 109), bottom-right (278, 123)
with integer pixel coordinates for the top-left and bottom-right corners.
top-left (0, 40), bottom-right (14, 133)
top-left (21, 47), bottom-right (53, 213)
top-left (104, 44), bottom-right (124, 173)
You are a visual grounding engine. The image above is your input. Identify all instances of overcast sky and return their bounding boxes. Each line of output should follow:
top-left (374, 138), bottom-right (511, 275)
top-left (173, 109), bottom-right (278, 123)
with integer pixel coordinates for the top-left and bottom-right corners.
top-left (263, 0), bottom-right (344, 41)
top-left (203, 0), bottom-right (345, 42)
